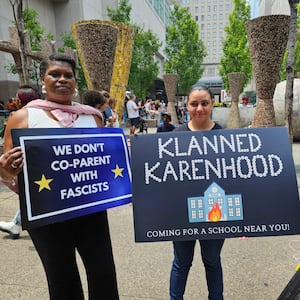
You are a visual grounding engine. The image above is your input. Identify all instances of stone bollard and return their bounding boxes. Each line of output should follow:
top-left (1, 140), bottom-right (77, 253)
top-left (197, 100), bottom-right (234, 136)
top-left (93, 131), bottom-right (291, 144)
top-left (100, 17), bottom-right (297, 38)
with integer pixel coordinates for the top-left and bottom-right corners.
top-left (227, 72), bottom-right (244, 128)
top-left (164, 74), bottom-right (179, 125)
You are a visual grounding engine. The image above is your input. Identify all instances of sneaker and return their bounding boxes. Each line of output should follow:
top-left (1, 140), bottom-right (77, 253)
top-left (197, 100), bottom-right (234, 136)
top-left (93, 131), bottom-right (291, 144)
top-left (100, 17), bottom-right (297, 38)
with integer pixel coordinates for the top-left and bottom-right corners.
top-left (0, 221), bottom-right (20, 239)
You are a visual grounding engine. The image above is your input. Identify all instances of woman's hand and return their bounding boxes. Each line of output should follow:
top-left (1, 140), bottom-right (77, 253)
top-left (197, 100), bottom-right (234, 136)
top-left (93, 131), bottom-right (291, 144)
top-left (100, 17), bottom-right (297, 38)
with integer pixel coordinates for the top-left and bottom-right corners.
top-left (0, 146), bottom-right (23, 180)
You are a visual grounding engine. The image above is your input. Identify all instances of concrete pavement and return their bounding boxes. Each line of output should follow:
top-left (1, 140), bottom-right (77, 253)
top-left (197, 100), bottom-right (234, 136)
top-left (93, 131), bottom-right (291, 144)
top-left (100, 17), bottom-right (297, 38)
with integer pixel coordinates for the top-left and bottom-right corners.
top-left (0, 128), bottom-right (300, 300)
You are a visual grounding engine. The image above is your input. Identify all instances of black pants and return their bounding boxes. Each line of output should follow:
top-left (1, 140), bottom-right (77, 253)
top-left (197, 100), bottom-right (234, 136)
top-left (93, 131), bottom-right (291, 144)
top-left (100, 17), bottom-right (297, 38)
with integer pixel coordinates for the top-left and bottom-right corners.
top-left (28, 211), bottom-right (119, 300)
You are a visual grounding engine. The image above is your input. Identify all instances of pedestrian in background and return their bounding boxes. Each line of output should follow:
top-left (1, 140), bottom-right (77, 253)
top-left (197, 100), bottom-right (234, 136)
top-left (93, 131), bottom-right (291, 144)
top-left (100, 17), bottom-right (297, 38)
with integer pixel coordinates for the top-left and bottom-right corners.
top-left (126, 93), bottom-right (141, 135)
top-left (156, 113), bottom-right (175, 133)
top-left (99, 90), bottom-right (113, 126)
top-left (107, 96), bottom-right (119, 128)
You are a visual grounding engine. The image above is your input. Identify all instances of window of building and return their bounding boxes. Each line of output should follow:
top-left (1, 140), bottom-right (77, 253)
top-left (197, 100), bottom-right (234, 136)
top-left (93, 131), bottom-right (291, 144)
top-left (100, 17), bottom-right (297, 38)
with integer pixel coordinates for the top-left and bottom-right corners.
top-left (208, 67), bottom-right (215, 75)
top-left (213, 14), bottom-right (217, 20)
top-left (213, 5), bottom-right (217, 11)
top-left (201, 15), bottom-right (205, 21)
top-left (207, 15), bottom-right (211, 21)
top-left (201, 24), bottom-right (205, 30)
top-left (213, 23), bottom-right (217, 29)
top-left (195, 15), bottom-right (198, 21)
top-left (207, 5), bottom-right (211, 12)
top-left (195, 6), bottom-right (199, 13)
top-left (219, 14), bottom-right (223, 20)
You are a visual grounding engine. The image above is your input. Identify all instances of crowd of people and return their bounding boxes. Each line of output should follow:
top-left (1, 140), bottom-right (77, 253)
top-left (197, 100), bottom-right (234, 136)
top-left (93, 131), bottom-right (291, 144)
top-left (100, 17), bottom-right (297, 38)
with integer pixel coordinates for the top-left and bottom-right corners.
top-left (0, 53), bottom-right (226, 300)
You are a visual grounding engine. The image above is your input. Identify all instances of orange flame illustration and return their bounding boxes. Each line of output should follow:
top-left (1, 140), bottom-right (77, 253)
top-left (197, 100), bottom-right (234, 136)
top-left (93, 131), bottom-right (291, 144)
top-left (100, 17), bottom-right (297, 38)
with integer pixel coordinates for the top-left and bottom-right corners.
top-left (208, 203), bottom-right (222, 222)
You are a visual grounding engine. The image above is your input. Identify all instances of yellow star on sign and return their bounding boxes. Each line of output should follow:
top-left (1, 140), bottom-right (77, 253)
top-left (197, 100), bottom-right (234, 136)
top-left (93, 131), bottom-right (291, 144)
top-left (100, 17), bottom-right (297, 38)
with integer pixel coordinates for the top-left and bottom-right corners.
top-left (112, 164), bottom-right (124, 178)
top-left (34, 174), bottom-right (53, 192)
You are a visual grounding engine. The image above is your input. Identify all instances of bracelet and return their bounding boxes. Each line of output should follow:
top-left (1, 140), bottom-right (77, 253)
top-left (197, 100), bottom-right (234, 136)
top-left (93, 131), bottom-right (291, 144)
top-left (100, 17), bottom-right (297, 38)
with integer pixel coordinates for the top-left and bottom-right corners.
top-left (0, 177), bottom-right (16, 186)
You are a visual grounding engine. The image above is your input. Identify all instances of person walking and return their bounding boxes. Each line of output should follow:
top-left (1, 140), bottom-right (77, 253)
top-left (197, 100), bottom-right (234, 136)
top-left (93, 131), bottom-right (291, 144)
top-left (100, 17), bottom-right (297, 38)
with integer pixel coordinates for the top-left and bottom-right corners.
top-left (0, 54), bottom-right (119, 299)
top-left (126, 93), bottom-right (141, 135)
top-left (170, 85), bottom-right (224, 300)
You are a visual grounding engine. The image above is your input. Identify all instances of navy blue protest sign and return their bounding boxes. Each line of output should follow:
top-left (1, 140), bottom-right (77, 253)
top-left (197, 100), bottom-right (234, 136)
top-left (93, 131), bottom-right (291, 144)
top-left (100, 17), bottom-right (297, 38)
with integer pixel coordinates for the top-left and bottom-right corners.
top-left (11, 127), bottom-right (131, 229)
top-left (130, 127), bottom-right (300, 242)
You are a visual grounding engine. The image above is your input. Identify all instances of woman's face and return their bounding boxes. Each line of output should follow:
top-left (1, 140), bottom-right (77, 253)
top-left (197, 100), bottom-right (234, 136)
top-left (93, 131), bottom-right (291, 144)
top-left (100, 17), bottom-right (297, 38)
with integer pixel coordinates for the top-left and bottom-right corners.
top-left (187, 89), bottom-right (214, 122)
top-left (42, 61), bottom-right (76, 105)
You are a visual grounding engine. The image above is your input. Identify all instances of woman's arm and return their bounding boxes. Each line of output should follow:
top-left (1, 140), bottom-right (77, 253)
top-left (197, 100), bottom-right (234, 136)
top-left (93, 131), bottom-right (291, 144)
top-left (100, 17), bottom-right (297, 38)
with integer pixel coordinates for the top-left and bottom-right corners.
top-left (0, 108), bottom-right (28, 181)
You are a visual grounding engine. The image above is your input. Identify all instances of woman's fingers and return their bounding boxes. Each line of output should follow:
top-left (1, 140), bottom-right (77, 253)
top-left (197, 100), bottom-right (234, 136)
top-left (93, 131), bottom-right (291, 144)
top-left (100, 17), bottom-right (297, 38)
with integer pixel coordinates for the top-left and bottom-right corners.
top-left (0, 146), bottom-right (23, 175)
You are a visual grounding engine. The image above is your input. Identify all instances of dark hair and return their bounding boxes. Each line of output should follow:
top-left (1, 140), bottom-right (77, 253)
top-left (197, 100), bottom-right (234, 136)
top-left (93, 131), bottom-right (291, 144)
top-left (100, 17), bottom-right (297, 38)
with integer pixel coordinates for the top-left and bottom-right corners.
top-left (188, 85), bottom-right (214, 100)
top-left (40, 53), bottom-right (76, 78)
top-left (82, 90), bottom-right (105, 108)
top-left (99, 90), bottom-right (110, 99)
top-left (162, 113), bottom-right (171, 121)
top-left (17, 85), bottom-right (40, 106)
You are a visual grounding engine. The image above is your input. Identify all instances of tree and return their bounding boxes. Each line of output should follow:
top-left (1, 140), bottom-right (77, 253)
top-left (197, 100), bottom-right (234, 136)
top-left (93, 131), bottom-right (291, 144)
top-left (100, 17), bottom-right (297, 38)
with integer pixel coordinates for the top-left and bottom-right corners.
top-left (6, 5), bottom-right (53, 87)
top-left (218, 0), bottom-right (251, 91)
top-left (164, 4), bottom-right (206, 94)
top-left (280, 3), bottom-right (300, 81)
top-left (128, 26), bottom-right (161, 98)
top-left (285, 0), bottom-right (300, 143)
top-left (107, 0), bottom-right (131, 24)
top-left (8, 0), bottom-right (29, 85)
top-left (107, 0), bottom-right (161, 98)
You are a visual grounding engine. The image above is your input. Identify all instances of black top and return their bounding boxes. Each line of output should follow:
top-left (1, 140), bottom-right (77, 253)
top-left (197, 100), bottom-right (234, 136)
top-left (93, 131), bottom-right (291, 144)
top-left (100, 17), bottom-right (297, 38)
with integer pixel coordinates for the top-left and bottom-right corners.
top-left (174, 122), bottom-right (222, 132)
top-left (157, 123), bottom-right (176, 132)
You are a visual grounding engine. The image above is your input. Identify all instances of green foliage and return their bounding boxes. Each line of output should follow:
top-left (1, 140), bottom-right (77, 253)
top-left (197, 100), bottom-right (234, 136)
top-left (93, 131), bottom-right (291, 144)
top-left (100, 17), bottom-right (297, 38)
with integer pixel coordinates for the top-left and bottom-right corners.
top-left (107, 0), bottom-right (161, 98)
top-left (128, 26), bottom-right (162, 98)
top-left (107, 0), bottom-right (131, 24)
top-left (7, 7), bottom-right (53, 84)
top-left (280, 3), bottom-right (300, 80)
top-left (22, 8), bottom-right (45, 50)
top-left (218, 0), bottom-right (251, 91)
top-left (164, 4), bottom-right (206, 94)
top-left (59, 32), bottom-right (87, 91)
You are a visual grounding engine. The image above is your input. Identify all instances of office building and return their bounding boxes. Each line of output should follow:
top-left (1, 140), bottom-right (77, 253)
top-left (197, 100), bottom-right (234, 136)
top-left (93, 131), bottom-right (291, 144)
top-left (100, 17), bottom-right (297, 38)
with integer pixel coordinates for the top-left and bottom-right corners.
top-left (176, 0), bottom-right (234, 95)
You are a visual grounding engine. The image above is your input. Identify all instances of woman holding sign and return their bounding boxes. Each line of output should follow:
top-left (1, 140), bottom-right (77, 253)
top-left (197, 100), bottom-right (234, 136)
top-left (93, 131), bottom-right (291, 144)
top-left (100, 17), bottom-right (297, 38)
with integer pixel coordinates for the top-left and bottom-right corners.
top-left (0, 54), bottom-right (119, 299)
top-left (170, 85), bottom-right (225, 300)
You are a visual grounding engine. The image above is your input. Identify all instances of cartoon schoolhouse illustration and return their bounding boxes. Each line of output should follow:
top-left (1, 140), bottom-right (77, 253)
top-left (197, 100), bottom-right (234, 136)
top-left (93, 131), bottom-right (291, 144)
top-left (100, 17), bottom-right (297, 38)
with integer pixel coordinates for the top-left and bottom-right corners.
top-left (187, 182), bottom-right (243, 223)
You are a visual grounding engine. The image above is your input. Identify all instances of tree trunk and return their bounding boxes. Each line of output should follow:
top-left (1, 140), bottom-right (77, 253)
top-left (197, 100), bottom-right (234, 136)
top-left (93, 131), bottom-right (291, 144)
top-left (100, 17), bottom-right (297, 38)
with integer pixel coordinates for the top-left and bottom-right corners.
top-left (285, 0), bottom-right (300, 143)
top-left (10, 0), bottom-right (30, 85)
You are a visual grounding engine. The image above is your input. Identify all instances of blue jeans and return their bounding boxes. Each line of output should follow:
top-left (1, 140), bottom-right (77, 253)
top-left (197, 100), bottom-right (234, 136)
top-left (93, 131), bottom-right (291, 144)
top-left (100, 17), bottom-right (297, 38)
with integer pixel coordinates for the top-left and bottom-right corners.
top-left (170, 239), bottom-right (225, 300)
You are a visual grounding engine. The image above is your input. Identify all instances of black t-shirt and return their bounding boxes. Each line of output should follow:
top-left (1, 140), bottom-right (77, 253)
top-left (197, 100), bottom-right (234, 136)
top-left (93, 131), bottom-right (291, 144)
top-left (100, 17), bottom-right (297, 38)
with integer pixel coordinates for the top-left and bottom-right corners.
top-left (174, 122), bottom-right (222, 132)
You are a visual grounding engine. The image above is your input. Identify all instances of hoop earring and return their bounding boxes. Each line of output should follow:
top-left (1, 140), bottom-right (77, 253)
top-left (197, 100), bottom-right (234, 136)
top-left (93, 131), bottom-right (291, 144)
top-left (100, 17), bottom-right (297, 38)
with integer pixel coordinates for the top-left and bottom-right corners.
top-left (42, 85), bottom-right (46, 94)
top-left (73, 88), bottom-right (78, 98)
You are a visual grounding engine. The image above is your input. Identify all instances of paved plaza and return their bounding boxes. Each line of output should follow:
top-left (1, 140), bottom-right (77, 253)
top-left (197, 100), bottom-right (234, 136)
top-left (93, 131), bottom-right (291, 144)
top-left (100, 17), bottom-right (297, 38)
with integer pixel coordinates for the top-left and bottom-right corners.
top-left (0, 130), bottom-right (300, 300)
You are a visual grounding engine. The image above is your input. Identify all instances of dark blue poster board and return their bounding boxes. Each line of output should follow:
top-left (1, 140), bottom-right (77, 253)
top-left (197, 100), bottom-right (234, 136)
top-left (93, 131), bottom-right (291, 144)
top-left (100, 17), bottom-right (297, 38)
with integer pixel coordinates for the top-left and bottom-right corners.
top-left (11, 127), bottom-right (132, 229)
top-left (130, 127), bottom-right (300, 242)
